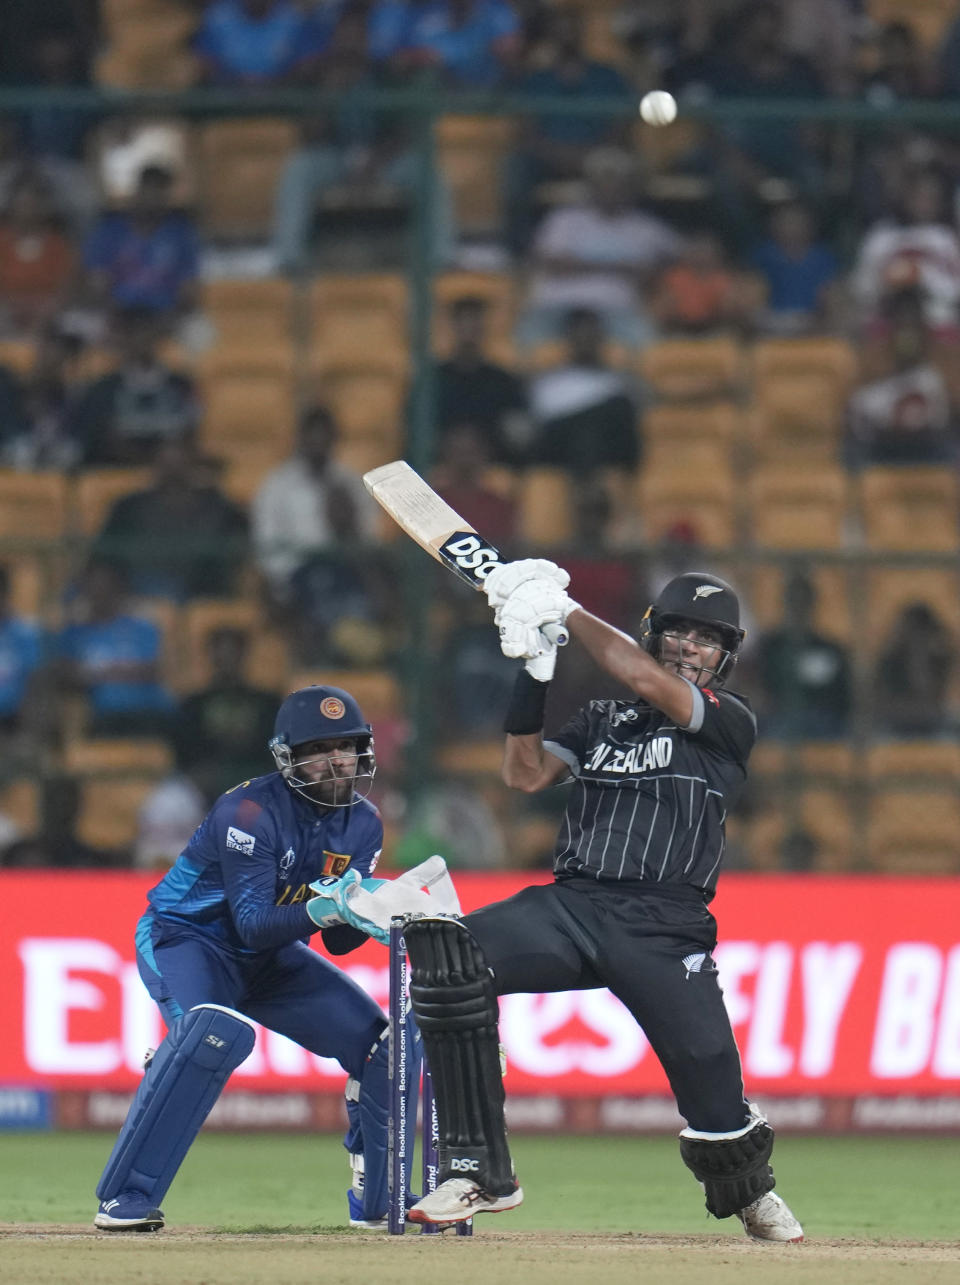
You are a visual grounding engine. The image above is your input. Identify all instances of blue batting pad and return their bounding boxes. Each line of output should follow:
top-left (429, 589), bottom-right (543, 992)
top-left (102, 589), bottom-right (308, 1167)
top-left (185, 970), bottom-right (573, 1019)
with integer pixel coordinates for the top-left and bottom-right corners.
top-left (96, 1004), bottom-right (256, 1206)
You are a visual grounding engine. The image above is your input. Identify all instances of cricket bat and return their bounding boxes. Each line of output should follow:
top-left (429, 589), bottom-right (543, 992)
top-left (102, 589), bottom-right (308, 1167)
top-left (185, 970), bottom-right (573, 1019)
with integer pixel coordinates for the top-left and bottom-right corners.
top-left (362, 459), bottom-right (568, 646)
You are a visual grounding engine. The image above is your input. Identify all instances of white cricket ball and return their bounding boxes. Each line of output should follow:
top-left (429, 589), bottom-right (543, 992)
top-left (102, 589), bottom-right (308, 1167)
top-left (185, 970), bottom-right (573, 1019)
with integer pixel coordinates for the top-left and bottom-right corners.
top-left (640, 90), bottom-right (677, 127)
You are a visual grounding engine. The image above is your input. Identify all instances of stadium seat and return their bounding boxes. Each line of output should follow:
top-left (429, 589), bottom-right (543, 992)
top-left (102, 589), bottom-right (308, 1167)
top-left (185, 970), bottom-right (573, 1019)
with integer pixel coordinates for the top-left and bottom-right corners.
top-left (865, 567), bottom-right (960, 643)
top-left (76, 777), bottom-right (161, 852)
top-left (127, 596), bottom-right (180, 688)
top-left (523, 336), bottom-right (634, 373)
top-left (748, 564), bottom-right (854, 642)
top-left (201, 369), bottom-right (298, 452)
top-left (3, 554), bottom-right (46, 618)
top-left (334, 436), bottom-right (403, 480)
top-left (312, 365), bottom-right (406, 441)
top-left (309, 274), bottom-right (409, 376)
top-left (643, 401), bottom-right (742, 451)
top-left (432, 271), bottom-right (517, 364)
top-left (639, 467), bottom-right (738, 548)
top-left (517, 468), bottom-right (575, 547)
top-left (750, 741), bottom-right (855, 782)
top-left (286, 668), bottom-right (402, 719)
top-left (865, 740), bottom-right (960, 783)
top-left (867, 0), bottom-right (956, 49)
top-left (197, 118), bottom-right (298, 240)
top-left (0, 778), bottom-right (39, 834)
top-left (858, 466), bottom-right (960, 552)
top-left (639, 337), bottom-right (744, 401)
top-left (0, 338), bottom-right (36, 375)
top-left (202, 278), bottom-right (295, 354)
top-left (747, 787), bottom-right (854, 872)
top-left (866, 789), bottom-right (960, 873)
top-left (63, 737), bottom-right (175, 774)
top-left (435, 115), bottom-right (516, 237)
top-left (747, 464), bottom-right (849, 550)
top-left (442, 739), bottom-right (504, 775)
top-left (72, 468), bottom-right (152, 536)
top-left (0, 471), bottom-right (70, 542)
top-left (179, 599), bottom-right (288, 693)
top-left (751, 336), bottom-right (857, 390)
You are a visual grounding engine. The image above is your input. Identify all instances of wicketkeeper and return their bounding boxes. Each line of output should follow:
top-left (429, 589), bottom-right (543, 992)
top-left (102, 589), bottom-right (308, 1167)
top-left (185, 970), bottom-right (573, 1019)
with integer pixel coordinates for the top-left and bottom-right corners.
top-left (94, 684), bottom-right (456, 1233)
top-left (402, 562), bottom-right (804, 1242)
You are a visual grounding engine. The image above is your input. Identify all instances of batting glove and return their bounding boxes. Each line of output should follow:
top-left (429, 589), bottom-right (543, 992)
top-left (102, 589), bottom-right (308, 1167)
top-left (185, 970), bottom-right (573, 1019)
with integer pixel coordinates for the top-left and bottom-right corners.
top-left (484, 558), bottom-right (570, 617)
top-left (498, 579), bottom-right (580, 662)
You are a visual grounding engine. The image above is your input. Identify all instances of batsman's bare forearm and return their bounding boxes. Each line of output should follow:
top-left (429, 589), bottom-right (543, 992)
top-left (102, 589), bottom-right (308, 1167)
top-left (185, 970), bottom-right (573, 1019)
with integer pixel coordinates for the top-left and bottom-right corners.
top-left (566, 607), bottom-right (695, 724)
top-left (502, 731), bottom-right (550, 791)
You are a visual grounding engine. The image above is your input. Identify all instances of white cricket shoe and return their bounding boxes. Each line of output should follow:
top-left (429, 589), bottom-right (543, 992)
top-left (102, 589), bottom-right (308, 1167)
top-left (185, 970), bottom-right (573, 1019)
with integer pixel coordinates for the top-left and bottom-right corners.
top-left (738, 1191), bottom-right (804, 1242)
top-left (408, 1178), bottom-right (523, 1226)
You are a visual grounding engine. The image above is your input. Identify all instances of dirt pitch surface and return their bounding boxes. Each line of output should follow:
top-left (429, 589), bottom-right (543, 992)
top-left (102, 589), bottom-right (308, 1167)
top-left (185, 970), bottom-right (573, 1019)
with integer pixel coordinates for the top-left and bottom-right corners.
top-left (4, 1225), bottom-right (960, 1285)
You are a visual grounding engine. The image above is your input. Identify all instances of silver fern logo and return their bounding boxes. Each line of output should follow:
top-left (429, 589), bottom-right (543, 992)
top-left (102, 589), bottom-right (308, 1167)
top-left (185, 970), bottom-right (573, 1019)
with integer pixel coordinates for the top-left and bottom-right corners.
top-left (683, 952), bottom-right (706, 979)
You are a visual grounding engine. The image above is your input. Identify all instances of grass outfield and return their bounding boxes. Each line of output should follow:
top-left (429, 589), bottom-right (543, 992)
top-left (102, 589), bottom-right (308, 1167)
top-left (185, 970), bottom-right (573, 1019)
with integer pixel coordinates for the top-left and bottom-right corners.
top-left (2, 1131), bottom-right (958, 1239)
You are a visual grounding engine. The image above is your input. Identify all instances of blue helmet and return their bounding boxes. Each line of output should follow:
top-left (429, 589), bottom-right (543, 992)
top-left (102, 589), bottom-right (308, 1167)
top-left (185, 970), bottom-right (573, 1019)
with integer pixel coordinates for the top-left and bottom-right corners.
top-left (269, 686), bottom-right (376, 804)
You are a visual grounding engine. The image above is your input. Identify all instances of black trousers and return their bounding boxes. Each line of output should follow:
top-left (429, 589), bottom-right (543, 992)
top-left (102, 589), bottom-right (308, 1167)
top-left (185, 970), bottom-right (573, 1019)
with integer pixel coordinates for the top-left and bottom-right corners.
top-left (465, 878), bottom-right (750, 1134)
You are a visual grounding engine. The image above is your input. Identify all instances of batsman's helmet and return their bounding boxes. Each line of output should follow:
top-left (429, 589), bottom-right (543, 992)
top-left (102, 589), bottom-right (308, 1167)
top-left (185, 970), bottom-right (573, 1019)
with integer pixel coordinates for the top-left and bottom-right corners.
top-left (639, 572), bottom-right (745, 685)
top-left (269, 685), bottom-right (376, 802)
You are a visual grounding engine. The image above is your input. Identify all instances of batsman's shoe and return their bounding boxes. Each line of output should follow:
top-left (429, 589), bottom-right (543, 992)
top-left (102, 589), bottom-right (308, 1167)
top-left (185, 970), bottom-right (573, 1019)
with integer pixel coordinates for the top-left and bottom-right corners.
top-left (347, 1188), bottom-right (388, 1230)
top-left (738, 1192), bottom-right (804, 1242)
top-left (94, 1192), bottom-right (164, 1232)
top-left (408, 1178), bottom-right (523, 1226)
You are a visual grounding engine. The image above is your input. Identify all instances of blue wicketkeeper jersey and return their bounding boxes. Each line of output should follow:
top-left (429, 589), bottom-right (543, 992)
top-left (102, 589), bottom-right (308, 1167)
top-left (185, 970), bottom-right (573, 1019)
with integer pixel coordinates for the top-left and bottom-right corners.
top-left (146, 772), bottom-right (383, 954)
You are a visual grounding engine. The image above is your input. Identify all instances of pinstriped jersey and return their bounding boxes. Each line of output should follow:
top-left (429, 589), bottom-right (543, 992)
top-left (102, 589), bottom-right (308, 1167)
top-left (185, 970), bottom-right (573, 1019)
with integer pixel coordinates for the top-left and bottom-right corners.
top-left (543, 679), bottom-right (755, 898)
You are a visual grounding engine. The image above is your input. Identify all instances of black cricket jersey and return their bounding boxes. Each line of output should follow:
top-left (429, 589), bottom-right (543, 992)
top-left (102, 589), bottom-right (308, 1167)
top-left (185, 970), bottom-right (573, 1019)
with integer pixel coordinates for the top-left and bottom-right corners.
top-left (543, 677), bottom-right (756, 898)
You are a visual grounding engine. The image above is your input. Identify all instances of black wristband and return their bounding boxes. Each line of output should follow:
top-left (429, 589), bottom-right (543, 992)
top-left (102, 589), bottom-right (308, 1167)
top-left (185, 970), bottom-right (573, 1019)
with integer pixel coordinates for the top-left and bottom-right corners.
top-left (503, 666), bottom-right (549, 735)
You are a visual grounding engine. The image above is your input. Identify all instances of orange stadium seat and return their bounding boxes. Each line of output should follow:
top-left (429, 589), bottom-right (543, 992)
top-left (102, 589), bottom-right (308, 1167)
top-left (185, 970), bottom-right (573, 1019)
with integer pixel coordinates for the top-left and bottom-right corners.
top-left (747, 464), bottom-right (849, 550)
top-left (0, 778), bottom-right (39, 835)
top-left (748, 564), bottom-right (854, 643)
top-left (639, 337), bottom-right (744, 401)
top-left (313, 365), bottom-right (406, 442)
top-left (866, 789), bottom-right (960, 874)
top-left (643, 401), bottom-right (742, 451)
top-left (751, 336), bottom-right (857, 391)
top-left (858, 466), bottom-right (960, 552)
top-left (432, 271), bottom-right (517, 363)
top-left (865, 740), bottom-right (960, 783)
top-left (197, 119), bottom-right (298, 240)
top-left (202, 278), bottom-right (295, 353)
top-left (309, 274), bottom-right (409, 375)
top-left (179, 599), bottom-right (288, 693)
top-left (517, 468), bottom-right (575, 547)
top-left (63, 737), bottom-right (175, 775)
top-left (868, 0), bottom-right (956, 49)
top-left (0, 471), bottom-right (70, 542)
top-left (864, 567), bottom-right (960, 643)
top-left (639, 467), bottom-right (738, 548)
top-left (201, 369), bottom-right (298, 452)
top-left (75, 777), bottom-right (162, 852)
top-left (747, 787), bottom-right (854, 872)
top-left (435, 115), bottom-right (516, 237)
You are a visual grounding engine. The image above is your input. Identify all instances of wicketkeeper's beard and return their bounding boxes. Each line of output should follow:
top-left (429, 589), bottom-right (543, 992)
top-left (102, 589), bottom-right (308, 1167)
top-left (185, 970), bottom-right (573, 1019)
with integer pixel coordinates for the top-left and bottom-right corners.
top-left (300, 772), bottom-right (356, 807)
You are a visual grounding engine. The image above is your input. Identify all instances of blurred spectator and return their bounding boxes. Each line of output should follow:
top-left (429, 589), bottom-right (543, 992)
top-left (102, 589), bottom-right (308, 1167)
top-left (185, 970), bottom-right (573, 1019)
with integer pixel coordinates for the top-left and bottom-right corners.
top-left (193, 0), bottom-right (316, 86)
top-left (0, 774), bottom-right (115, 868)
top-left (650, 229), bottom-right (764, 334)
top-left (0, 170), bottom-right (76, 337)
top-left (271, 8), bottom-right (455, 273)
top-left (0, 22), bottom-right (98, 233)
top-left (561, 475), bottom-right (641, 627)
top-left (519, 148), bottom-right (682, 348)
top-left (860, 21), bottom-right (935, 104)
top-left (433, 295), bottom-right (529, 464)
top-left (504, 5), bottom-right (631, 253)
top-left (845, 289), bottom-right (960, 468)
top-left (172, 626), bottom-right (280, 803)
top-left (431, 422), bottom-right (518, 548)
top-left (0, 562), bottom-right (43, 736)
top-left (390, 0), bottom-right (522, 88)
top-left (749, 199), bottom-right (841, 335)
top-left (752, 570), bottom-right (853, 739)
top-left (780, 0), bottom-right (859, 97)
top-left (55, 557), bottom-right (176, 737)
top-left (81, 164), bottom-right (200, 330)
top-left (779, 824), bottom-right (818, 872)
top-left (526, 307), bottom-right (642, 475)
top-left (437, 593), bottom-right (517, 740)
top-left (0, 324), bottom-right (82, 470)
top-left (936, 10), bottom-right (960, 98)
top-left (393, 775), bottom-right (509, 868)
top-left (133, 774), bottom-right (206, 871)
top-left (94, 439), bottom-right (249, 601)
top-left (873, 601), bottom-right (956, 737)
top-left (71, 307), bottom-right (200, 466)
top-left (850, 168), bottom-right (960, 333)
top-left (252, 403), bottom-right (380, 605)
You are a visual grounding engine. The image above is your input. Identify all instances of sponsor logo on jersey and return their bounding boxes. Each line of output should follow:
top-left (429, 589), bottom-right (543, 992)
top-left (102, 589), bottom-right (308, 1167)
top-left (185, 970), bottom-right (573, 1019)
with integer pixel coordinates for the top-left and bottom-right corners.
top-left (703, 688), bottom-right (720, 707)
top-left (226, 826), bottom-right (256, 854)
top-left (320, 696), bottom-right (345, 719)
top-left (610, 708), bottom-right (640, 727)
top-left (693, 584), bottom-right (723, 600)
top-left (439, 532), bottom-right (502, 584)
top-left (280, 847), bottom-right (296, 875)
top-left (586, 736), bottom-right (673, 775)
top-left (322, 850), bottom-right (352, 877)
top-left (683, 952), bottom-right (706, 979)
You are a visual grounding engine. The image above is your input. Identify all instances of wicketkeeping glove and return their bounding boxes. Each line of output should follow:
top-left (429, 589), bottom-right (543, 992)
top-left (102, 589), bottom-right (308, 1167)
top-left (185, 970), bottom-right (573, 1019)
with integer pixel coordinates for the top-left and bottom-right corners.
top-left (484, 558), bottom-right (570, 618)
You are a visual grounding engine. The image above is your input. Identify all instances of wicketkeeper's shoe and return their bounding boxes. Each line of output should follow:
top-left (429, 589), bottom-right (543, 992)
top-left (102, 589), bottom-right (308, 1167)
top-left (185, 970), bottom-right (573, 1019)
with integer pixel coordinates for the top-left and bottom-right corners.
top-left (738, 1192), bottom-right (804, 1242)
top-left (408, 1178), bottom-right (523, 1226)
top-left (94, 1192), bottom-right (164, 1232)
